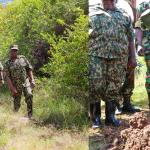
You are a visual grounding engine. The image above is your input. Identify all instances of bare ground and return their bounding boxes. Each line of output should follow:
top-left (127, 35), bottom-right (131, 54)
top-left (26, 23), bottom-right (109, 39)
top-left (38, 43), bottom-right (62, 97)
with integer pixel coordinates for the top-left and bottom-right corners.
top-left (89, 109), bottom-right (150, 150)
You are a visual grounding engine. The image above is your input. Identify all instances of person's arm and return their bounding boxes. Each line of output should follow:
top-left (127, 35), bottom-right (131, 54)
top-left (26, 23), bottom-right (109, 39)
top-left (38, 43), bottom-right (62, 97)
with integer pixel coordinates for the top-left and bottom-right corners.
top-left (27, 69), bottom-right (35, 89)
top-left (127, 16), bottom-right (137, 68)
top-left (6, 76), bottom-right (17, 96)
top-left (136, 28), bottom-right (145, 56)
top-left (24, 57), bottom-right (35, 89)
top-left (4, 62), bottom-right (17, 96)
top-left (136, 28), bottom-right (143, 45)
top-left (128, 41), bottom-right (137, 69)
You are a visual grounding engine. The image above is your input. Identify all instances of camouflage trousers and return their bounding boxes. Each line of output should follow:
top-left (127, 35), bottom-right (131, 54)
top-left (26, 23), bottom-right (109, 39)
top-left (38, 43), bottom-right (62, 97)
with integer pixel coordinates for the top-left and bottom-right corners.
top-left (89, 56), bottom-right (127, 103)
top-left (13, 85), bottom-right (33, 113)
top-left (121, 68), bottom-right (135, 99)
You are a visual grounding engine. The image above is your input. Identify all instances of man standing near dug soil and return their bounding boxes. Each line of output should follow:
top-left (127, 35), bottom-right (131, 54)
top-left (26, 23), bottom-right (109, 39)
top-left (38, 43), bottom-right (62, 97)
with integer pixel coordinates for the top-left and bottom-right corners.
top-left (115, 0), bottom-right (140, 114)
top-left (4, 45), bottom-right (35, 118)
top-left (89, 0), bottom-right (137, 128)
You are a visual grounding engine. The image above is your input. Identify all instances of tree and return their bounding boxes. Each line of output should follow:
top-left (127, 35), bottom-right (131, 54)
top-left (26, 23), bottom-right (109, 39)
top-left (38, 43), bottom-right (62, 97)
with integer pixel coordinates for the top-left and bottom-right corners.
top-left (42, 14), bottom-right (88, 102)
top-left (0, 0), bottom-right (87, 66)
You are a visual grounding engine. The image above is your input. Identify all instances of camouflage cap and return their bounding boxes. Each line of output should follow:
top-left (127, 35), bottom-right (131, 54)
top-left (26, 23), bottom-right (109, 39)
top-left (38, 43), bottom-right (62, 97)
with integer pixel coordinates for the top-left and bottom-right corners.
top-left (141, 9), bottom-right (150, 29)
top-left (10, 44), bottom-right (19, 51)
top-left (135, 9), bottom-right (150, 30)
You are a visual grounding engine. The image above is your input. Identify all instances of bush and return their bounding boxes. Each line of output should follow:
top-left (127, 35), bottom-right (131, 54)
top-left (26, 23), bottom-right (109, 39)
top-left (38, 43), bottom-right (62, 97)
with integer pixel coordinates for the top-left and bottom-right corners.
top-left (42, 14), bottom-right (88, 103)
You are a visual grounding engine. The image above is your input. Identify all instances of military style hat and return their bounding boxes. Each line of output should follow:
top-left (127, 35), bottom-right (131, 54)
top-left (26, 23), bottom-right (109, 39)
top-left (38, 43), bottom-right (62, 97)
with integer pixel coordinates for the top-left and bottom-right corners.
top-left (140, 9), bottom-right (150, 29)
top-left (10, 44), bottom-right (19, 51)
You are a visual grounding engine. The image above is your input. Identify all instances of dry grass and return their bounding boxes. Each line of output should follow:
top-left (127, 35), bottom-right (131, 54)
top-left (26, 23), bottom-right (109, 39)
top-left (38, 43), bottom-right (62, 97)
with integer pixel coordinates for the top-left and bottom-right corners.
top-left (0, 102), bottom-right (88, 150)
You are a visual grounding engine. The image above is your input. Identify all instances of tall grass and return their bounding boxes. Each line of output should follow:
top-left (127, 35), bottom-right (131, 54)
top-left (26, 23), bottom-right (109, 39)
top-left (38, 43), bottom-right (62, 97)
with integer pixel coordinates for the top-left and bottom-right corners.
top-left (33, 79), bottom-right (88, 130)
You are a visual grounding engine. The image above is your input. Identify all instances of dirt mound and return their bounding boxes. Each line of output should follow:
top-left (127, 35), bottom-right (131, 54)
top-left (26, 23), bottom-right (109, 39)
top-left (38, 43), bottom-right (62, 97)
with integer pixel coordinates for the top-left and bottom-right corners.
top-left (109, 112), bottom-right (150, 150)
top-left (128, 111), bottom-right (148, 129)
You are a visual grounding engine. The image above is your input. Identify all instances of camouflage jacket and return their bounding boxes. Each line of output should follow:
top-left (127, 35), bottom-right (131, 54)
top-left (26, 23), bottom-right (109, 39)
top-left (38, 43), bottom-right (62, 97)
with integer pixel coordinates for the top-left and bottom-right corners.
top-left (5, 55), bottom-right (32, 87)
top-left (137, 1), bottom-right (150, 49)
top-left (89, 5), bottom-right (134, 59)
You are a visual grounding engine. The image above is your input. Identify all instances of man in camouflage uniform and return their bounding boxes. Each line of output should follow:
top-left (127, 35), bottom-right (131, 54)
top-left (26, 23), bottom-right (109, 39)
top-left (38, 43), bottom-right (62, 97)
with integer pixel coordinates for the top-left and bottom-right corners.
top-left (4, 45), bottom-right (35, 118)
top-left (89, 0), bottom-right (137, 128)
top-left (115, 0), bottom-right (140, 114)
top-left (135, 0), bottom-right (150, 109)
top-left (0, 62), bottom-right (4, 85)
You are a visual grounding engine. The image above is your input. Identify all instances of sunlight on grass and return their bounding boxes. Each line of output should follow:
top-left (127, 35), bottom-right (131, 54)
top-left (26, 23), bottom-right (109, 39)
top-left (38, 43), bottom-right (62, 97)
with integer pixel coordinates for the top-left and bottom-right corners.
top-left (0, 91), bottom-right (88, 150)
top-left (132, 58), bottom-right (148, 108)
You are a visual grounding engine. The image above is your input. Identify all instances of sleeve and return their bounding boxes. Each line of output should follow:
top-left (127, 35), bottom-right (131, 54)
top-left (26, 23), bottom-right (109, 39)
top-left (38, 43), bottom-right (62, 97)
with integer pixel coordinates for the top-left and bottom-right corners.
top-left (89, 17), bottom-right (93, 35)
top-left (89, 15), bottom-right (98, 38)
top-left (137, 2), bottom-right (149, 17)
top-left (4, 61), bottom-right (11, 79)
top-left (127, 16), bottom-right (134, 42)
top-left (89, 15), bottom-right (98, 52)
top-left (89, 16), bottom-right (95, 35)
top-left (137, 4), bottom-right (143, 17)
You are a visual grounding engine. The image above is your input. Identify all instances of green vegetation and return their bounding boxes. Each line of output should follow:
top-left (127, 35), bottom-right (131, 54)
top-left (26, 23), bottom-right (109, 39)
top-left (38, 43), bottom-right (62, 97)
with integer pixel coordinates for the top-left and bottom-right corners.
top-left (132, 57), bottom-right (148, 108)
top-left (0, 0), bottom-right (149, 149)
top-left (0, 0), bottom-right (88, 128)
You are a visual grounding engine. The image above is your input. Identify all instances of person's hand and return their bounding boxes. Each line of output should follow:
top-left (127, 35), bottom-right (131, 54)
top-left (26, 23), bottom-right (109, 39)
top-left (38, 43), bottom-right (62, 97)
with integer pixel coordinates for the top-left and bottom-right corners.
top-left (137, 45), bottom-right (145, 56)
top-left (128, 56), bottom-right (137, 69)
top-left (12, 88), bottom-right (17, 97)
top-left (0, 80), bottom-right (4, 86)
top-left (30, 80), bottom-right (35, 89)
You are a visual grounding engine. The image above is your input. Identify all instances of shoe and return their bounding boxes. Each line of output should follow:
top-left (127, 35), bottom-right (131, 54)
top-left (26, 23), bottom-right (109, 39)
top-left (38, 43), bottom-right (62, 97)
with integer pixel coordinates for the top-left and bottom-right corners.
top-left (122, 98), bottom-right (140, 113)
top-left (26, 97), bottom-right (33, 119)
top-left (105, 101), bottom-right (122, 127)
top-left (115, 107), bottom-right (122, 115)
top-left (92, 115), bottom-right (101, 129)
top-left (28, 112), bottom-right (32, 119)
top-left (90, 102), bottom-right (101, 129)
top-left (115, 102), bottom-right (122, 115)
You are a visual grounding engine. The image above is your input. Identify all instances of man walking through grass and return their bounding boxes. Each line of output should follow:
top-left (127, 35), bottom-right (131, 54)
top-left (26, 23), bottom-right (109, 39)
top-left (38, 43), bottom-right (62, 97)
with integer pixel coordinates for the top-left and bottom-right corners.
top-left (4, 45), bottom-right (35, 118)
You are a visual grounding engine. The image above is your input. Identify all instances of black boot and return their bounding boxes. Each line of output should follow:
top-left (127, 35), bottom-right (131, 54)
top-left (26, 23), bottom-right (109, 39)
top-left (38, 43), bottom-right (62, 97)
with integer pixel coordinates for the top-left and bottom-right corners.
top-left (122, 97), bottom-right (140, 113)
top-left (90, 102), bottom-right (101, 128)
top-left (105, 101), bottom-right (121, 127)
top-left (26, 97), bottom-right (33, 119)
top-left (13, 97), bottom-right (21, 112)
